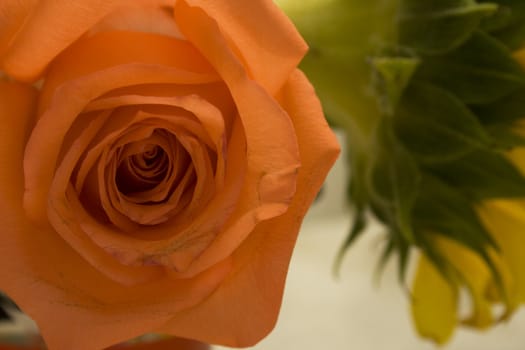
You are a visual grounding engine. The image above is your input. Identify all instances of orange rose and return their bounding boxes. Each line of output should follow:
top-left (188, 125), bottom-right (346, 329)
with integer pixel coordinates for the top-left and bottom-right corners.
top-left (0, 0), bottom-right (339, 349)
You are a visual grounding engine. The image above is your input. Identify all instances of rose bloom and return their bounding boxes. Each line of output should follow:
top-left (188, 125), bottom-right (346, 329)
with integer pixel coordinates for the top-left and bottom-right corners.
top-left (0, 0), bottom-right (339, 349)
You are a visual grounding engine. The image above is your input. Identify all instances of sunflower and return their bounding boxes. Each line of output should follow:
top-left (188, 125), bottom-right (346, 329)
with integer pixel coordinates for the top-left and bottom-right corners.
top-left (278, 0), bottom-right (525, 343)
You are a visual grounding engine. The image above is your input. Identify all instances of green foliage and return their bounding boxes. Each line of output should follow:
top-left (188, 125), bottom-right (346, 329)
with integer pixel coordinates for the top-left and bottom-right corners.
top-left (428, 149), bottom-right (525, 199)
top-left (371, 56), bottom-right (421, 114)
top-left (394, 82), bottom-right (492, 162)
top-left (280, 0), bottom-right (525, 290)
top-left (368, 121), bottom-right (421, 243)
top-left (414, 31), bottom-right (525, 104)
top-left (340, 0), bottom-right (525, 286)
top-left (399, 0), bottom-right (497, 54)
top-left (480, 0), bottom-right (525, 48)
top-left (474, 87), bottom-right (525, 124)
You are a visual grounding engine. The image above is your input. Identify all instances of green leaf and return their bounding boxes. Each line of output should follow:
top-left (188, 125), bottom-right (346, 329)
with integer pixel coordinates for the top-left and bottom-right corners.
top-left (334, 209), bottom-right (367, 276)
top-left (371, 56), bottom-right (421, 114)
top-left (393, 82), bottom-right (491, 163)
top-left (368, 121), bottom-right (421, 243)
top-left (374, 237), bottom-right (396, 282)
top-left (396, 233), bottom-right (411, 284)
top-left (413, 175), bottom-right (498, 251)
top-left (474, 87), bottom-right (525, 125)
top-left (399, 0), bottom-right (498, 54)
top-left (414, 175), bottom-right (505, 292)
top-left (485, 123), bottom-right (525, 149)
top-left (480, 0), bottom-right (525, 49)
top-left (373, 231), bottom-right (411, 286)
top-left (428, 149), bottom-right (525, 199)
top-left (418, 239), bottom-right (461, 286)
top-left (414, 31), bottom-right (525, 104)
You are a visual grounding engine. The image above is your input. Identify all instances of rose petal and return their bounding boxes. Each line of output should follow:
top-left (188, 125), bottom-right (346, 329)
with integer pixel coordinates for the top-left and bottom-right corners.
top-left (0, 80), bottom-right (37, 210)
top-left (69, 119), bottom-right (247, 270)
top-left (155, 70), bottom-right (339, 346)
top-left (47, 109), bottom-right (169, 284)
top-left (25, 63), bottom-right (217, 225)
top-left (1, 0), bottom-right (174, 81)
top-left (38, 31), bottom-right (217, 115)
top-left (181, 0), bottom-right (307, 93)
top-left (0, 80), bottom-right (234, 348)
top-left (89, 4), bottom-right (184, 39)
top-left (175, 1), bottom-right (301, 217)
top-left (0, 0), bottom-right (37, 58)
top-left (68, 105), bottom-right (219, 229)
top-left (85, 93), bottom-right (227, 187)
top-left (86, 94), bottom-right (226, 165)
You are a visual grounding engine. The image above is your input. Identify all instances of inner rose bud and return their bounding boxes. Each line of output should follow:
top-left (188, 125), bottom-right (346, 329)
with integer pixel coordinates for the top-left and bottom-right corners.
top-left (111, 128), bottom-right (197, 226)
top-left (116, 142), bottom-right (171, 196)
top-left (88, 113), bottom-right (219, 229)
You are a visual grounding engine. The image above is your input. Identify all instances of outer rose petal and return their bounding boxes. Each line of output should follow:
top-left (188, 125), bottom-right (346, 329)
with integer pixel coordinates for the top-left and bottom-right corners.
top-left (0, 0), bottom-right (37, 57)
top-left (183, 0), bottom-right (307, 93)
top-left (155, 70), bottom-right (340, 347)
top-left (0, 0), bottom-right (173, 81)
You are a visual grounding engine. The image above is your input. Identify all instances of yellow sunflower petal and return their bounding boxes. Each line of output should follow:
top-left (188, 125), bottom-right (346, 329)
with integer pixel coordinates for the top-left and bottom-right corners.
top-left (411, 253), bottom-right (458, 344)
top-left (433, 236), bottom-right (511, 329)
top-left (479, 200), bottom-right (525, 303)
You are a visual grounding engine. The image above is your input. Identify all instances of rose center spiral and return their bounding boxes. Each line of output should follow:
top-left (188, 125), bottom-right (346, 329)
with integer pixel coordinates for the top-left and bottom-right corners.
top-left (115, 143), bottom-right (170, 196)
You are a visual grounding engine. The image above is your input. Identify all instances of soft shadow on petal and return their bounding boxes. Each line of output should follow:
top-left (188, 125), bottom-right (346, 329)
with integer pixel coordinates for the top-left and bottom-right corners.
top-left (156, 70), bottom-right (339, 347)
top-left (0, 80), bottom-right (37, 215)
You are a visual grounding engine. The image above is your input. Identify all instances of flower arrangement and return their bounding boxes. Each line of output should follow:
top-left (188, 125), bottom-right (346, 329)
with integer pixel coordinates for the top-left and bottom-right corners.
top-left (3, 0), bottom-right (525, 349)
